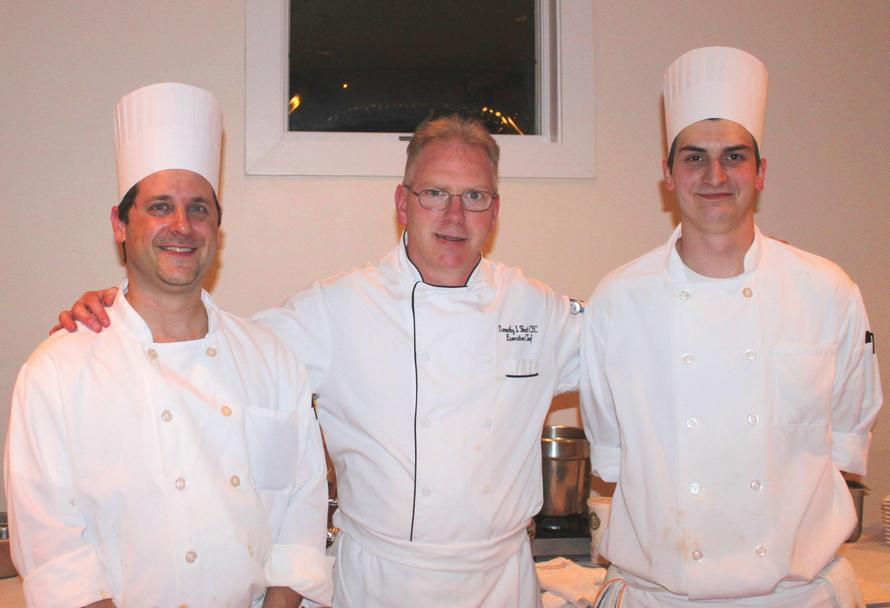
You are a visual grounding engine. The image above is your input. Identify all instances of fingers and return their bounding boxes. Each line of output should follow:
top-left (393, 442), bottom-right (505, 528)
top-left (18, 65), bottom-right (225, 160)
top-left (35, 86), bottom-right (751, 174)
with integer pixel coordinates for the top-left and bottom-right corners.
top-left (72, 301), bottom-right (105, 333)
top-left (58, 310), bottom-right (80, 332)
top-left (78, 290), bottom-right (113, 329)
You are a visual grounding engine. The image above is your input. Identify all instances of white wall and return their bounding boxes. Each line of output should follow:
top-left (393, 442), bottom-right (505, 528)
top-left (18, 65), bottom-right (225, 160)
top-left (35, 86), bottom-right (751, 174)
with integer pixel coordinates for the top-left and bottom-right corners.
top-left (2, 1), bottom-right (888, 527)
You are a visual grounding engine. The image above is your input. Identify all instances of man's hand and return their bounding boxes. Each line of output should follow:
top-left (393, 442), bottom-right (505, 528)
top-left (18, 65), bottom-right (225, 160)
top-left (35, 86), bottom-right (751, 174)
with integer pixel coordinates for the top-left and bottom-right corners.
top-left (51, 288), bottom-right (118, 335)
top-left (262, 586), bottom-right (303, 608)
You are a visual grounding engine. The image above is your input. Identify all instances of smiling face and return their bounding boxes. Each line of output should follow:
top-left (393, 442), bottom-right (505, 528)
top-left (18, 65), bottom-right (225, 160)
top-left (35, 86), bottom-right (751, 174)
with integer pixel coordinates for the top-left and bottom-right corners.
top-left (664, 118), bottom-right (766, 241)
top-left (111, 169), bottom-right (219, 297)
top-left (395, 140), bottom-right (499, 286)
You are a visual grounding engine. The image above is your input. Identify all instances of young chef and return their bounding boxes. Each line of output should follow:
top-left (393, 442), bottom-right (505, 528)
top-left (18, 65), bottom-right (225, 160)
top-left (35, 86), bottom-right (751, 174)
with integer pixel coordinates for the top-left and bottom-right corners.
top-left (580, 47), bottom-right (882, 606)
top-left (5, 82), bottom-right (332, 607)
top-left (55, 115), bottom-right (582, 606)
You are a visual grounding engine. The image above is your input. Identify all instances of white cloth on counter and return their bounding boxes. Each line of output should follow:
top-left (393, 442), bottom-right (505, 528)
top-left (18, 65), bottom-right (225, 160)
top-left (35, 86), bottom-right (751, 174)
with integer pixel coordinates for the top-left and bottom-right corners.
top-left (4, 284), bottom-right (333, 607)
top-left (581, 225), bottom-right (882, 602)
top-left (254, 233), bottom-right (581, 607)
top-left (536, 557), bottom-right (606, 607)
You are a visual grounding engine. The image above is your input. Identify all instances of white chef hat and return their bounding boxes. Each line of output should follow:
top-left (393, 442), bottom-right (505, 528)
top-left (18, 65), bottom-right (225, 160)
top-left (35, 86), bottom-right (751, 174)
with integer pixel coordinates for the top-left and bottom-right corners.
top-left (663, 46), bottom-right (768, 149)
top-left (113, 82), bottom-right (222, 199)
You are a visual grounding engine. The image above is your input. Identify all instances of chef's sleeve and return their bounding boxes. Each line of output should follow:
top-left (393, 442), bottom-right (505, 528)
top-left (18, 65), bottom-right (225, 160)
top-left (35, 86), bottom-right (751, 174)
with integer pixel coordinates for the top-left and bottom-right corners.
top-left (553, 294), bottom-right (583, 394)
top-left (258, 341), bottom-right (333, 606)
top-left (253, 281), bottom-right (332, 394)
top-left (579, 288), bottom-right (621, 482)
top-left (4, 359), bottom-right (114, 607)
top-left (829, 284), bottom-right (882, 474)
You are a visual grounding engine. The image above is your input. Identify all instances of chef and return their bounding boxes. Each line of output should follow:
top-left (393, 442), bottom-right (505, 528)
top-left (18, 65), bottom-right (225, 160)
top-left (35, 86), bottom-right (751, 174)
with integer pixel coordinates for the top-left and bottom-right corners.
top-left (6, 82), bottom-right (332, 607)
top-left (580, 47), bottom-right (882, 606)
top-left (55, 114), bottom-right (582, 606)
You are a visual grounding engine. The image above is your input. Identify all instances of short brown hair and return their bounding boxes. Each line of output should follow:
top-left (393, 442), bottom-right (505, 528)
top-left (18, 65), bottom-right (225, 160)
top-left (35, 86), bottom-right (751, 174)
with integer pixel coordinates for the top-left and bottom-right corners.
top-left (404, 115), bottom-right (500, 183)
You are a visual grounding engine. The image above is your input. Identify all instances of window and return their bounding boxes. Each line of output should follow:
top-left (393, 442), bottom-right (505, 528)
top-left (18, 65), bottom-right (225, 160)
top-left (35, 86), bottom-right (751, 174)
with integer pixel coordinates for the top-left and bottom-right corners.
top-left (246, 0), bottom-right (594, 178)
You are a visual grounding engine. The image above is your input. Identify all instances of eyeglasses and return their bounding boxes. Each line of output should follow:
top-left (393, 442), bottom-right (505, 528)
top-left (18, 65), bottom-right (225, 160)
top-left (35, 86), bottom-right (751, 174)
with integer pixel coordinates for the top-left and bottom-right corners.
top-left (402, 185), bottom-right (498, 212)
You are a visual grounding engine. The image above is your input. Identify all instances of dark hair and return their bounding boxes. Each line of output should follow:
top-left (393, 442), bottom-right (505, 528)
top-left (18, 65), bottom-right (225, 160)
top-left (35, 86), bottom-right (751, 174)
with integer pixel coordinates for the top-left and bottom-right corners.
top-left (117, 182), bottom-right (222, 226)
top-left (666, 119), bottom-right (762, 172)
top-left (404, 115), bottom-right (500, 183)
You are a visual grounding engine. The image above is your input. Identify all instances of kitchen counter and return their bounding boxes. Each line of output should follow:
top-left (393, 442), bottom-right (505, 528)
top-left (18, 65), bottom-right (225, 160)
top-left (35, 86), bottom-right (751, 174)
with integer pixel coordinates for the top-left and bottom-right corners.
top-left (1, 528), bottom-right (888, 607)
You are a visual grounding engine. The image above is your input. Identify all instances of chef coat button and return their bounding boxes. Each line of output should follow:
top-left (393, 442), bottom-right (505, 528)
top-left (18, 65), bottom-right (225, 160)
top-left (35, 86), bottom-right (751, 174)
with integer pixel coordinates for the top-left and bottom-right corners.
top-left (220, 405), bottom-right (232, 417)
top-left (742, 287), bottom-right (753, 298)
top-left (161, 409), bottom-right (173, 422)
top-left (688, 482), bottom-right (702, 495)
top-left (421, 417), bottom-right (431, 428)
top-left (420, 351), bottom-right (430, 362)
top-left (685, 417), bottom-right (697, 429)
top-left (482, 483), bottom-right (490, 494)
top-left (185, 550), bottom-right (198, 564)
top-left (744, 349), bottom-right (757, 361)
top-left (678, 290), bottom-right (691, 301)
top-left (750, 479), bottom-right (763, 491)
top-left (147, 348), bottom-right (158, 360)
top-left (421, 487), bottom-right (431, 496)
top-left (484, 417), bottom-right (493, 428)
top-left (682, 354), bottom-right (695, 365)
top-left (174, 477), bottom-right (187, 490)
top-left (691, 550), bottom-right (704, 563)
top-left (230, 475), bottom-right (241, 487)
top-left (755, 545), bottom-right (768, 557)
top-left (747, 413), bottom-right (759, 425)
top-left (205, 347), bottom-right (217, 357)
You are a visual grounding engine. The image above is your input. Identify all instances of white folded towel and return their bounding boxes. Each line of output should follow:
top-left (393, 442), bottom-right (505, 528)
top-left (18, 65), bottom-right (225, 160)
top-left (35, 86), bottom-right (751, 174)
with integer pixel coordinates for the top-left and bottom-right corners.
top-left (536, 557), bottom-right (606, 607)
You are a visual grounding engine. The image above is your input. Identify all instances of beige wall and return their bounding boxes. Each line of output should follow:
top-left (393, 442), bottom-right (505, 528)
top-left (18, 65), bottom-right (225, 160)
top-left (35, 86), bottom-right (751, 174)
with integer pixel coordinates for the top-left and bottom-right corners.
top-left (2, 1), bottom-right (888, 527)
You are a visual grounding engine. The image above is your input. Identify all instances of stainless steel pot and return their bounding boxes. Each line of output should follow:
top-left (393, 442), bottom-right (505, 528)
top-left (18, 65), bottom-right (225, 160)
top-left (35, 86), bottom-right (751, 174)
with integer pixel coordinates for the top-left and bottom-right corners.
top-left (540, 426), bottom-right (591, 516)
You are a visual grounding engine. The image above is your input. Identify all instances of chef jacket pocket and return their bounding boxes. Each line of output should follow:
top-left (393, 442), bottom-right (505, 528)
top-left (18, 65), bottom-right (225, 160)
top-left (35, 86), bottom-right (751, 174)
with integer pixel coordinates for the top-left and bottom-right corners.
top-left (503, 358), bottom-right (539, 379)
top-left (245, 406), bottom-right (300, 490)
top-left (772, 343), bottom-right (837, 425)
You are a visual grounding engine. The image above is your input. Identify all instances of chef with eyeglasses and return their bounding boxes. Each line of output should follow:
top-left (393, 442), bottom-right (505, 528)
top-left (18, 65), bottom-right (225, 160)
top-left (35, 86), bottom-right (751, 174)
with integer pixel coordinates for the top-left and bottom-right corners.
top-left (55, 114), bottom-right (582, 607)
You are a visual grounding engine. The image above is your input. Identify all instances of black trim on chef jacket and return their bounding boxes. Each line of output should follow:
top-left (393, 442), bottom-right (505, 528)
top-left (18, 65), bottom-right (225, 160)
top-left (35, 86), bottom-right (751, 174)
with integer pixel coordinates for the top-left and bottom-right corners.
top-left (406, 251), bottom-right (481, 541)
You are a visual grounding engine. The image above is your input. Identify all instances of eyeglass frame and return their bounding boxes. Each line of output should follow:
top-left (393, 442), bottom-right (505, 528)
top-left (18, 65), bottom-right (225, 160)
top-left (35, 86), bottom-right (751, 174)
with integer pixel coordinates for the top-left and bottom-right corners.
top-left (401, 185), bottom-right (499, 212)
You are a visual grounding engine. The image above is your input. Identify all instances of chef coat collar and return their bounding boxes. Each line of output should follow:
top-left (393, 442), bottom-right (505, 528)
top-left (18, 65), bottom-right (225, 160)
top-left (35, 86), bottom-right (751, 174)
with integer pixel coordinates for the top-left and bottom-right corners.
top-left (398, 231), bottom-right (493, 290)
top-left (112, 279), bottom-right (221, 342)
top-left (665, 224), bottom-right (764, 282)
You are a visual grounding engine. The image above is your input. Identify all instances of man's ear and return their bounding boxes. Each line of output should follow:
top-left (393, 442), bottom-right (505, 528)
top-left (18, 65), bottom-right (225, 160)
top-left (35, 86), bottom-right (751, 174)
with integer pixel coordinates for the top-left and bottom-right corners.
top-left (111, 206), bottom-right (126, 244)
top-left (662, 158), bottom-right (675, 192)
top-left (755, 157), bottom-right (767, 191)
top-left (394, 184), bottom-right (409, 226)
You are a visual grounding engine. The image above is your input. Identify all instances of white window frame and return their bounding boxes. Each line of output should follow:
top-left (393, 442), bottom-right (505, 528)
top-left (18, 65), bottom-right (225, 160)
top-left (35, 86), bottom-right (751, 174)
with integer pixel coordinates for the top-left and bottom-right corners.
top-left (245, 0), bottom-right (594, 178)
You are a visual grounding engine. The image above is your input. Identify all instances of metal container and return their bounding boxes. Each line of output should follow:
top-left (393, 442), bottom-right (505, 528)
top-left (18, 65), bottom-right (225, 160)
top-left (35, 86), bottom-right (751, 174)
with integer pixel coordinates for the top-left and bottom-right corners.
top-left (541, 426), bottom-right (591, 516)
top-left (0, 512), bottom-right (17, 579)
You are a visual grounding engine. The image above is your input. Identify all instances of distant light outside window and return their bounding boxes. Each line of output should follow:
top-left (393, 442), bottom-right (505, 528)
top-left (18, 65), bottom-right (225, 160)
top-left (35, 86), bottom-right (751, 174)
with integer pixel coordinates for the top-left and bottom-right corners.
top-left (288, 0), bottom-right (537, 135)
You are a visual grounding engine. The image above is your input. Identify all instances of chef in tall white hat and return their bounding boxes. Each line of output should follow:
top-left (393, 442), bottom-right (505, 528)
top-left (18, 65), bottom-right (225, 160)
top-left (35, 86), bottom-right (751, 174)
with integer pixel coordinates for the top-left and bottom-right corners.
top-left (580, 47), bottom-right (881, 606)
top-left (5, 82), bottom-right (333, 607)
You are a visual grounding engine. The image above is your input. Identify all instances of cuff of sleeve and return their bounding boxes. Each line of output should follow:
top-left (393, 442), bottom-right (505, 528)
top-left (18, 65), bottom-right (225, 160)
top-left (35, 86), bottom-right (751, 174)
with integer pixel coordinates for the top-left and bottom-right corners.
top-left (591, 446), bottom-right (621, 482)
top-left (831, 430), bottom-right (872, 475)
top-left (22, 545), bottom-right (112, 608)
top-left (265, 543), bottom-right (334, 606)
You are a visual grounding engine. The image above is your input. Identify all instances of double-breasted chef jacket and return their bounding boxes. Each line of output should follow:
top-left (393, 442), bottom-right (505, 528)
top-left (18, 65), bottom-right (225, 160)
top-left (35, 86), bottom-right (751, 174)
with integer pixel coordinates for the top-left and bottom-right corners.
top-left (5, 284), bottom-right (333, 607)
top-left (255, 234), bottom-right (581, 607)
top-left (581, 225), bottom-right (882, 603)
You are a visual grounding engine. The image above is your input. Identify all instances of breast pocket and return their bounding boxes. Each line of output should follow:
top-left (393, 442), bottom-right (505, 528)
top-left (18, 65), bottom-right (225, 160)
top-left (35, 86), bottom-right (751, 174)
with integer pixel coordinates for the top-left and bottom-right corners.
top-left (772, 343), bottom-right (837, 425)
top-left (244, 406), bottom-right (300, 490)
top-left (503, 358), bottom-right (540, 379)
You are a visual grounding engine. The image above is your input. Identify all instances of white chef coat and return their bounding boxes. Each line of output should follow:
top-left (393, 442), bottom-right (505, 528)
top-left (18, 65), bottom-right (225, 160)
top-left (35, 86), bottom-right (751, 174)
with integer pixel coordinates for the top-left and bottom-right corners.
top-left (5, 284), bottom-right (333, 608)
top-left (254, 235), bottom-right (580, 607)
top-left (580, 225), bottom-right (882, 603)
